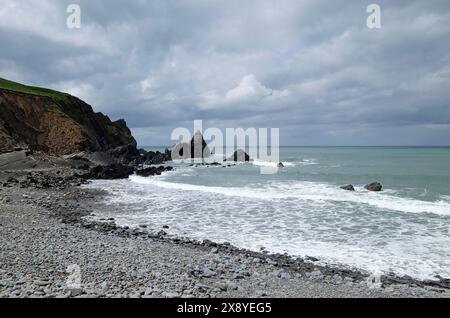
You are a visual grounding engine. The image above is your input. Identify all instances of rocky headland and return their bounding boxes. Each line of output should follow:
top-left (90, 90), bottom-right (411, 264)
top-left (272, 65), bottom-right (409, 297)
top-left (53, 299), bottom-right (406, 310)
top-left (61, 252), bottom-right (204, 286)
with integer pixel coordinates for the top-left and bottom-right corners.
top-left (0, 77), bottom-right (173, 177)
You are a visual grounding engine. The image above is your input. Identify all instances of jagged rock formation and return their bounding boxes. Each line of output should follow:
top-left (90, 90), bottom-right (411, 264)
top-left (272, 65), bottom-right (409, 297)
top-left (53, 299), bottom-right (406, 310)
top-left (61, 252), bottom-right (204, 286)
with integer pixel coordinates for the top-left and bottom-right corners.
top-left (136, 166), bottom-right (173, 177)
top-left (139, 148), bottom-right (172, 165)
top-left (172, 131), bottom-right (210, 159)
top-left (82, 164), bottom-right (135, 180)
top-left (0, 78), bottom-right (138, 163)
top-left (191, 131), bottom-right (211, 158)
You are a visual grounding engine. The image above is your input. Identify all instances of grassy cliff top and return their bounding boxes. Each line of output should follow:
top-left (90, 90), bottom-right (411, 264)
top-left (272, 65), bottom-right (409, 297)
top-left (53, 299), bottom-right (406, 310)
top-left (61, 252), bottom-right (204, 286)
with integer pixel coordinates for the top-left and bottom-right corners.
top-left (0, 77), bottom-right (71, 101)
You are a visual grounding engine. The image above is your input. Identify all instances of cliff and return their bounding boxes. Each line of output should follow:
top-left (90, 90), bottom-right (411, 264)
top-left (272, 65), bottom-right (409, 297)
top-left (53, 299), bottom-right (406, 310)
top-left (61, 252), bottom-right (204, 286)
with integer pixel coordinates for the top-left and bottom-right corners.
top-left (0, 77), bottom-right (138, 161)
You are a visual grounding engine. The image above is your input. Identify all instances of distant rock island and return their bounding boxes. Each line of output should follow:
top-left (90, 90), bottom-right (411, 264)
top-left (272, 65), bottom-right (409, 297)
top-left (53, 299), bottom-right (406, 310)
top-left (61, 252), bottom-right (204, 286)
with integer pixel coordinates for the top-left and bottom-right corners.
top-left (172, 130), bottom-right (211, 160)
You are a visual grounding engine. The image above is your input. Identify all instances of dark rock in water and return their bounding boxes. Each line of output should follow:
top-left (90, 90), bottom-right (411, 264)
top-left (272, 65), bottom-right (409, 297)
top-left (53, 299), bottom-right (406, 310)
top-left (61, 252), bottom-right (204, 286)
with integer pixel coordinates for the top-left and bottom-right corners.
top-left (172, 131), bottom-right (210, 159)
top-left (84, 164), bottom-right (135, 180)
top-left (278, 162), bottom-right (284, 168)
top-left (164, 148), bottom-right (172, 161)
top-left (191, 131), bottom-right (210, 159)
top-left (341, 185), bottom-right (355, 191)
top-left (136, 166), bottom-right (173, 177)
top-left (226, 149), bottom-right (251, 162)
top-left (365, 182), bottom-right (383, 192)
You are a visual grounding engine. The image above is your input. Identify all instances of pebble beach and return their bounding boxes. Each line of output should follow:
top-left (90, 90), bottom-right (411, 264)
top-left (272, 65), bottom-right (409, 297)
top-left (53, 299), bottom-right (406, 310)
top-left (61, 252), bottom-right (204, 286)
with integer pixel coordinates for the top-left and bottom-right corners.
top-left (1, 171), bottom-right (449, 298)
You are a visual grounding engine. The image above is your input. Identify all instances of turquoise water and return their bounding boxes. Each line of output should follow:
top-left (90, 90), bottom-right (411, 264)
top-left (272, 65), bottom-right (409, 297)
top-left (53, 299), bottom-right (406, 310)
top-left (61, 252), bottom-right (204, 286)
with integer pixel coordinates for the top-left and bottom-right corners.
top-left (87, 147), bottom-right (450, 280)
top-left (146, 146), bottom-right (450, 200)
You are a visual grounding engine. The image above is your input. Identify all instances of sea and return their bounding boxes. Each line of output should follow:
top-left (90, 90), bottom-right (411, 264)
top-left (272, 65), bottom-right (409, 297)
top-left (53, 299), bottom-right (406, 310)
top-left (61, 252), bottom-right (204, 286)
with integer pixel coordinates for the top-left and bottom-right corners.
top-left (85, 146), bottom-right (450, 281)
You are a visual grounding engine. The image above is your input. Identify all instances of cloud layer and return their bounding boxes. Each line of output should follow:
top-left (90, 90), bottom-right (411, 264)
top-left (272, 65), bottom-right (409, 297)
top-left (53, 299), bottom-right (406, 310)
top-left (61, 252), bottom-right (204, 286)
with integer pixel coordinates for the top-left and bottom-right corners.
top-left (1, 0), bottom-right (449, 145)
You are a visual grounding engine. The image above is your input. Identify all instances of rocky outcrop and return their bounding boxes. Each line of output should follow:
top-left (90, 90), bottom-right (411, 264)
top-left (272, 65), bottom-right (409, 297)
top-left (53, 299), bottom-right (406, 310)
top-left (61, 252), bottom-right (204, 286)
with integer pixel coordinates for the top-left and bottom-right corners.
top-left (226, 149), bottom-right (251, 162)
top-left (172, 142), bottom-right (190, 160)
top-left (107, 144), bottom-right (141, 164)
top-left (83, 164), bottom-right (135, 180)
top-left (139, 149), bottom-right (172, 165)
top-left (136, 166), bottom-right (173, 177)
top-left (164, 148), bottom-right (172, 162)
top-left (0, 78), bottom-right (138, 163)
top-left (340, 185), bottom-right (355, 191)
top-left (365, 182), bottom-right (383, 192)
top-left (172, 131), bottom-right (210, 159)
top-left (83, 164), bottom-right (174, 180)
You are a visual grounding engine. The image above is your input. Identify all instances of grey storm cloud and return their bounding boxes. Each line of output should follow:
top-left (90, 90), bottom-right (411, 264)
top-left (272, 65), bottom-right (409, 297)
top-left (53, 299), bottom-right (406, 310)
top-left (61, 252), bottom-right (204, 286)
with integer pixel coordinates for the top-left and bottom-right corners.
top-left (1, 0), bottom-right (450, 145)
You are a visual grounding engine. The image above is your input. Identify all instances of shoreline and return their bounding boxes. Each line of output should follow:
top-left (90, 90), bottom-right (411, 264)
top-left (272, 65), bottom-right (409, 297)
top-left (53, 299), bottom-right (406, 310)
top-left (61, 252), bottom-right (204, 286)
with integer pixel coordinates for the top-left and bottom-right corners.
top-left (80, 186), bottom-right (450, 291)
top-left (1, 170), bottom-right (450, 298)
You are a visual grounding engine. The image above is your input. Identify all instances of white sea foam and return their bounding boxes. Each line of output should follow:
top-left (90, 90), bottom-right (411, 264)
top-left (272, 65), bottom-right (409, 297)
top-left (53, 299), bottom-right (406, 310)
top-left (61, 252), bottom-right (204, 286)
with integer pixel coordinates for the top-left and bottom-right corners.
top-left (251, 160), bottom-right (295, 167)
top-left (130, 175), bottom-right (286, 200)
top-left (129, 176), bottom-right (450, 216)
top-left (251, 159), bottom-right (317, 167)
top-left (84, 147), bottom-right (450, 281)
top-left (298, 158), bottom-right (319, 165)
top-left (85, 177), bottom-right (450, 280)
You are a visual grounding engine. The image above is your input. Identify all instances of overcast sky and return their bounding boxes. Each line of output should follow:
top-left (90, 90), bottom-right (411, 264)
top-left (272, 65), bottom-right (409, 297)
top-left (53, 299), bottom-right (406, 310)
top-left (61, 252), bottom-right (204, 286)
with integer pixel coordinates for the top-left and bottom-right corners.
top-left (1, 0), bottom-right (450, 146)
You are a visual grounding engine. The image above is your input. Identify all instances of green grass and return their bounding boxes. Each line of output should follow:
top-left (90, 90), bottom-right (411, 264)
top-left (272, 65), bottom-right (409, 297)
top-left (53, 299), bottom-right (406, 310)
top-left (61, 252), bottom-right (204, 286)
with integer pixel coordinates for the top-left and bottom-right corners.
top-left (0, 77), bottom-right (71, 101)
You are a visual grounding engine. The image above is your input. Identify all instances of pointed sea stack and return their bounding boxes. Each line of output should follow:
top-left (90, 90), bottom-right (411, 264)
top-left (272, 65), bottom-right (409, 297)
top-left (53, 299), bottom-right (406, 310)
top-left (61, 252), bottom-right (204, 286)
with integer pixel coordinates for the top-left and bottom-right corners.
top-left (172, 131), bottom-right (210, 159)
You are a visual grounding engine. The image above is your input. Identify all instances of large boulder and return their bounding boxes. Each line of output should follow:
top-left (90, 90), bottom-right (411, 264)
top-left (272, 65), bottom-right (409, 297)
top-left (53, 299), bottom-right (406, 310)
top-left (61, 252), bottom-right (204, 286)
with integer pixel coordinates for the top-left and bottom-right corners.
top-left (226, 149), bottom-right (251, 162)
top-left (365, 182), bottom-right (383, 192)
top-left (340, 184), bottom-right (355, 191)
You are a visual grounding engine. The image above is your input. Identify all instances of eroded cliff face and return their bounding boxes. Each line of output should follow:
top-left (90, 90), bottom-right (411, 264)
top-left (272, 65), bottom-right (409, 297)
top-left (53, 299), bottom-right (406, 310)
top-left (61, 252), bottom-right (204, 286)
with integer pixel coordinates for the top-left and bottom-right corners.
top-left (0, 88), bottom-right (137, 157)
